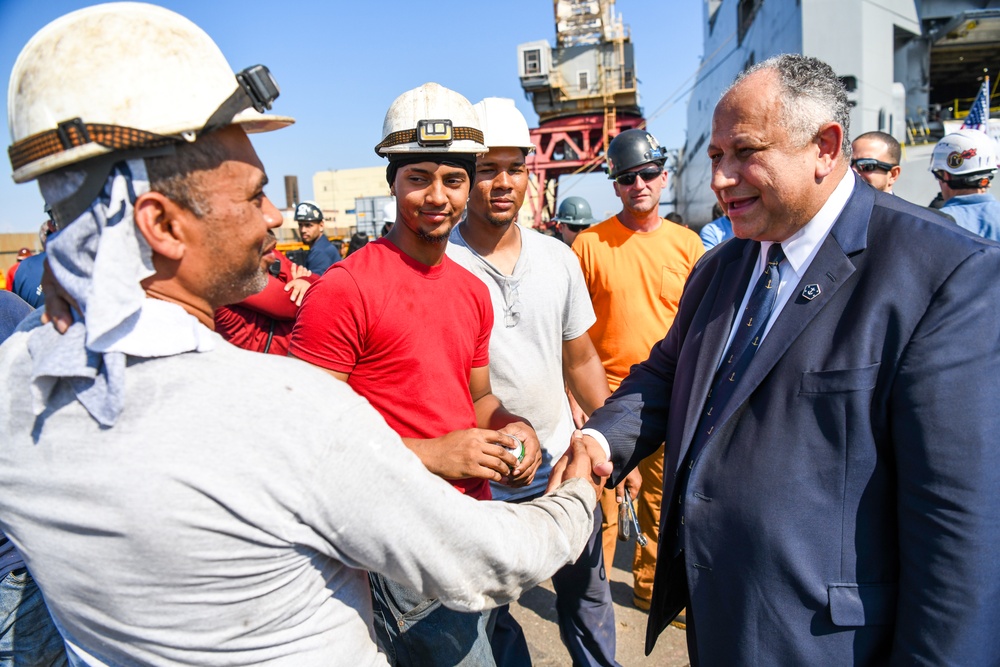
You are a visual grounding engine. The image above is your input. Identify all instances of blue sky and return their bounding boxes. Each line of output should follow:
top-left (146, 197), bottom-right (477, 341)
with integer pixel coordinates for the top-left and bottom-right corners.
top-left (0, 0), bottom-right (704, 232)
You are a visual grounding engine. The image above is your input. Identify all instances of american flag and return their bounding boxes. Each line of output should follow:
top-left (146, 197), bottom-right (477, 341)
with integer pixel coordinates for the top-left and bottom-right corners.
top-left (961, 78), bottom-right (991, 131)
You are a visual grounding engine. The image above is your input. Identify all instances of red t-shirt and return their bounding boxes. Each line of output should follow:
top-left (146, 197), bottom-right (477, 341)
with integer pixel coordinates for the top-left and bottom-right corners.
top-left (215, 253), bottom-right (317, 355)
top-left (290, 238), bottom-right (494, 499)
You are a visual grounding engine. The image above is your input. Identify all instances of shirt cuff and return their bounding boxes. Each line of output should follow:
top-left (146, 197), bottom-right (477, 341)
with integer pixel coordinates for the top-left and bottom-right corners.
top-left (580, 428), bottom-right (612, 461)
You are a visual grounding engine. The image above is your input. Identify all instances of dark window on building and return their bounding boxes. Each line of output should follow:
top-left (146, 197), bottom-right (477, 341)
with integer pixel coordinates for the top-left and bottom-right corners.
top-left (524, 49), bottom-right (541, 76)
top-left (579, 71), bottom-right (590, 91)
top-left (708, 0), bottom-right (723, 35)
top-left (840, 76), bottom-right (857, 92)
top-left (738, 0), bottom-right (763, 46)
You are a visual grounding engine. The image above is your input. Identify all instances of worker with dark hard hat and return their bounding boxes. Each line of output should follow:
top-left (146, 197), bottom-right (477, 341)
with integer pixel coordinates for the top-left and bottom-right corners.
top-left (572, 127), bottom-right (705, 613)
top-left (0, 6), bottom-right (601, 666)
top-left (446, 97), bottom-right (617, 666)
top-left (295, 200), bottom-right (342, 274)
top-left (553, 195), bottom-right (598, 246)
top-left (931, 128), bottom-right (1000, 241)
top-left (292, 83), bottom-right (585, 667)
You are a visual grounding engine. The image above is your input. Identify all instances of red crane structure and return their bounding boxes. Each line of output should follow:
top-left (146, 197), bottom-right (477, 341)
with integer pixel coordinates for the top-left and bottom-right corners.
top-left (517, 0), bottom-right (646, 228)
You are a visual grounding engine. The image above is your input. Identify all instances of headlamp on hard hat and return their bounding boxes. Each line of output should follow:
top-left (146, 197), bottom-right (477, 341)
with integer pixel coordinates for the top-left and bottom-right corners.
top-left (236, 65), bottom-right (280, 113)
top-left (417, 120), bottom-right (454, 147)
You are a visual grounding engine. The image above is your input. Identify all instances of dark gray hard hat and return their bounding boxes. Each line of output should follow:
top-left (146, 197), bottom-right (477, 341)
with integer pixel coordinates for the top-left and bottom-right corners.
top-left (294, 201), bottom-right (323, 223)
top-left (553, 196), bottom-right (598, 226)
top-left (606, 129), bottom-right (666, 179)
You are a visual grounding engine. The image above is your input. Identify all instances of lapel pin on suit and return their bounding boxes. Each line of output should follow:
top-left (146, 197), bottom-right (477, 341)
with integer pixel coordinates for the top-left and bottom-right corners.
top-left (801, 284), bottom-right (821, 301)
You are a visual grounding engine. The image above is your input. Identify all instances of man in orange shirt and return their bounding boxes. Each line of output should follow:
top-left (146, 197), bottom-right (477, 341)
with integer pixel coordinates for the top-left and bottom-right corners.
top-left (572, 129), bottom-right (704, 611)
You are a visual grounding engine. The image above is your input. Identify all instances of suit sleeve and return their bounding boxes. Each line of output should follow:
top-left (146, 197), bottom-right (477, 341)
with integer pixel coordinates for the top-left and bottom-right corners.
top-left (889, 244), bottom-right (1000, 663)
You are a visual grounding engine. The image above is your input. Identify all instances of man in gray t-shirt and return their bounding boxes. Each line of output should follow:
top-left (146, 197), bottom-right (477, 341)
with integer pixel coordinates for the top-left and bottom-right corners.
top-left (446, 98), bottom-right (618, 667)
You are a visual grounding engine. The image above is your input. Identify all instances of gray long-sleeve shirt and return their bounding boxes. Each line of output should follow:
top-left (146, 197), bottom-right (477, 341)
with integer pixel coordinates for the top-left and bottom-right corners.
top-left (0, 322), bottom-right (595, 666)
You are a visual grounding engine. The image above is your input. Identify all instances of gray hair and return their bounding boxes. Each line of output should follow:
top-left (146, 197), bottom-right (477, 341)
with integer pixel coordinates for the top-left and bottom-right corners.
top-left (38, 132), bottom-right (231, 224)
top-left (145, 133), bottom-right (232, 217)
top-left (730, 54), bottom-right (852, 160)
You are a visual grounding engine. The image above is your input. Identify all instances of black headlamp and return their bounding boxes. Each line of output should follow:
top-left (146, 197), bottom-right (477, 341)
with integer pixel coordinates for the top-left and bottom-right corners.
top-left (200, 64), bottom-right (280, 136)
top-left (236, 64), bottom-right (280, 113)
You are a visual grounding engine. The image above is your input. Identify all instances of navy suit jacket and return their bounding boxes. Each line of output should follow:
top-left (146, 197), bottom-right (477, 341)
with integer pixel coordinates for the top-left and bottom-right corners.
top-left (588, 177), bottom-right (1000, 665)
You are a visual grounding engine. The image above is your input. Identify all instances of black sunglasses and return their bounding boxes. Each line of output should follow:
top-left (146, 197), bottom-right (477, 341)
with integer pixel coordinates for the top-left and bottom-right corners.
top-left (614, 165), bottom-right (663, 186)
top-left (851, 158), bottom-right (896, 174)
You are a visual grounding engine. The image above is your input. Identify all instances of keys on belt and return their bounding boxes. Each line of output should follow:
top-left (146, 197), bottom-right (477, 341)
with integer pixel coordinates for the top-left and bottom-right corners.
top-left (617, 487), bottom-right (648, 546)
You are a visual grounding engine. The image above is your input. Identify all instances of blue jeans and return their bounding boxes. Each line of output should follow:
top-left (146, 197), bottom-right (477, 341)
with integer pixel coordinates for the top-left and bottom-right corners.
top-left (0, 569), bottom-right (67, 667)
top-left (369, 572), bottom-right (495, 666)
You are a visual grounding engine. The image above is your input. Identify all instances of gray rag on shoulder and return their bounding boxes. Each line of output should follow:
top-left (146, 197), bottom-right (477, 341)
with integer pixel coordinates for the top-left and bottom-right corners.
top-left (29, 159), bottom-right (214, 427)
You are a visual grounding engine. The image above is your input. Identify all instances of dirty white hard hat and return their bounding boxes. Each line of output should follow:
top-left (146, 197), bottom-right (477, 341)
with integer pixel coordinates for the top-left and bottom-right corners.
top-left (930, 129), bottom-right (998, 177)
top-left (374, 82), bottom-right (486, 156)
top-left (472, 98), bottom-right (535, 153)
top-left (381, 201), bottom-right (397, 222)
top-left (7, 2), bottom-right (294, 183)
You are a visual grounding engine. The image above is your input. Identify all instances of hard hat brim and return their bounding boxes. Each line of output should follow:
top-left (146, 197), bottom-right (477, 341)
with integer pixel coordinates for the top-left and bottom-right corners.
top-left (12, 112), bottom-right (295, 184)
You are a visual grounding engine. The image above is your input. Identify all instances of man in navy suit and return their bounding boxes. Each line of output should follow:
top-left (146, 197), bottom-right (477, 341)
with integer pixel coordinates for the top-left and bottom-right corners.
top-left (552, 54), bottom-right (1000, 664)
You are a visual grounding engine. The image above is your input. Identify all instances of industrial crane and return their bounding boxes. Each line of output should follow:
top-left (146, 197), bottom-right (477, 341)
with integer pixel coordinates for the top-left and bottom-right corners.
top-left (517, 0), bottom-right (646, 227)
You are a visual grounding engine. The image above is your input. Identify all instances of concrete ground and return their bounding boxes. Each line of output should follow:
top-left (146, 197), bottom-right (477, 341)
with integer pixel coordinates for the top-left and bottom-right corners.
top-left (510, 532), bottom-right (690, 666)
top-left (892, 142), bottom-right (939, 207)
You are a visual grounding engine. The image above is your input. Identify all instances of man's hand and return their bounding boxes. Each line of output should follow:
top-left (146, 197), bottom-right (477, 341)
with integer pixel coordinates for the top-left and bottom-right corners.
top-left (545, 430), bottom-right (609, 497)
top-left (289, 263), bottom-right (312, 280)
top-left (403, 429), bottom-right (521, 482)
top-left (616, 467), bottom-right (642, 504)
top-left (546, 430), bottom-right (613, 495)
top-left (284, 278), bottom-right (312, 306)
top-left (40, 259), bottom-right (78, 333)
top-left (497, 421), bottom-right (542, 488)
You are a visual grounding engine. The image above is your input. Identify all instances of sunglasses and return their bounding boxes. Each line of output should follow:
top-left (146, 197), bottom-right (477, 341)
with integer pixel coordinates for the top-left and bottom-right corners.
top-left (614, 165), bottom-right (663, 186)
top-left (851, 158), bottom-right (896, 174)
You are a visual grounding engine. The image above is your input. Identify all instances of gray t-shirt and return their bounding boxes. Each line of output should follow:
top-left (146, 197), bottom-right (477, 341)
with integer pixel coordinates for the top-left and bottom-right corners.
top-left (0, 318), bottom-right (596, 666)
top-left (447, 226), bottom-right (596, 501)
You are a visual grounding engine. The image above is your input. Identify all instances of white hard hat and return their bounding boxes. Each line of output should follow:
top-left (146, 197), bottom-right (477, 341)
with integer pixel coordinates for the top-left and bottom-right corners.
top-left (930, 129), bottom-right (998, 177)
top-left (374, 82), bottom-right (486, 156)
top-left (7, 2), bottom-right (294, 183)
top-left (381, 201), bottom-right (397, 222)
top-left (472, 98), bottom-right (535, 153)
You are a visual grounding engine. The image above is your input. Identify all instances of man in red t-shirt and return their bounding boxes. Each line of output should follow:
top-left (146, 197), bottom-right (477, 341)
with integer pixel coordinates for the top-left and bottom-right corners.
top-left (290, 83), bottom-right (542, 666)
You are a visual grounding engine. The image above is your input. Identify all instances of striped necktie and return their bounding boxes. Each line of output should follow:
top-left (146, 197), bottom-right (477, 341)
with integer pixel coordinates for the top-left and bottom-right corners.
top-left (693, 243), bottom-right (785, 450)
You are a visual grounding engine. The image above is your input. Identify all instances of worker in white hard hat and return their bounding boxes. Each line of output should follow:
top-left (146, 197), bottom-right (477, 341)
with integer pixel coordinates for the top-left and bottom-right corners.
top-left (292, 84), bottom-right (576, 667)
top-left (931, 128), bottom-right (1000, 241)
top-left (446, 98), bottom-right (619, 666)
top-left (0, 7), bottom-right (603, 667)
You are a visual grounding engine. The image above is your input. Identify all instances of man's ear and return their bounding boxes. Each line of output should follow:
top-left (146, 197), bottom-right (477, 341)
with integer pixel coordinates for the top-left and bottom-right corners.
top-left (134, 191), bottom-right (188, 261)
top-left (814, 122), bottom-right (844, 179)
top-left (888, 165), bottom-right (902, 186)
